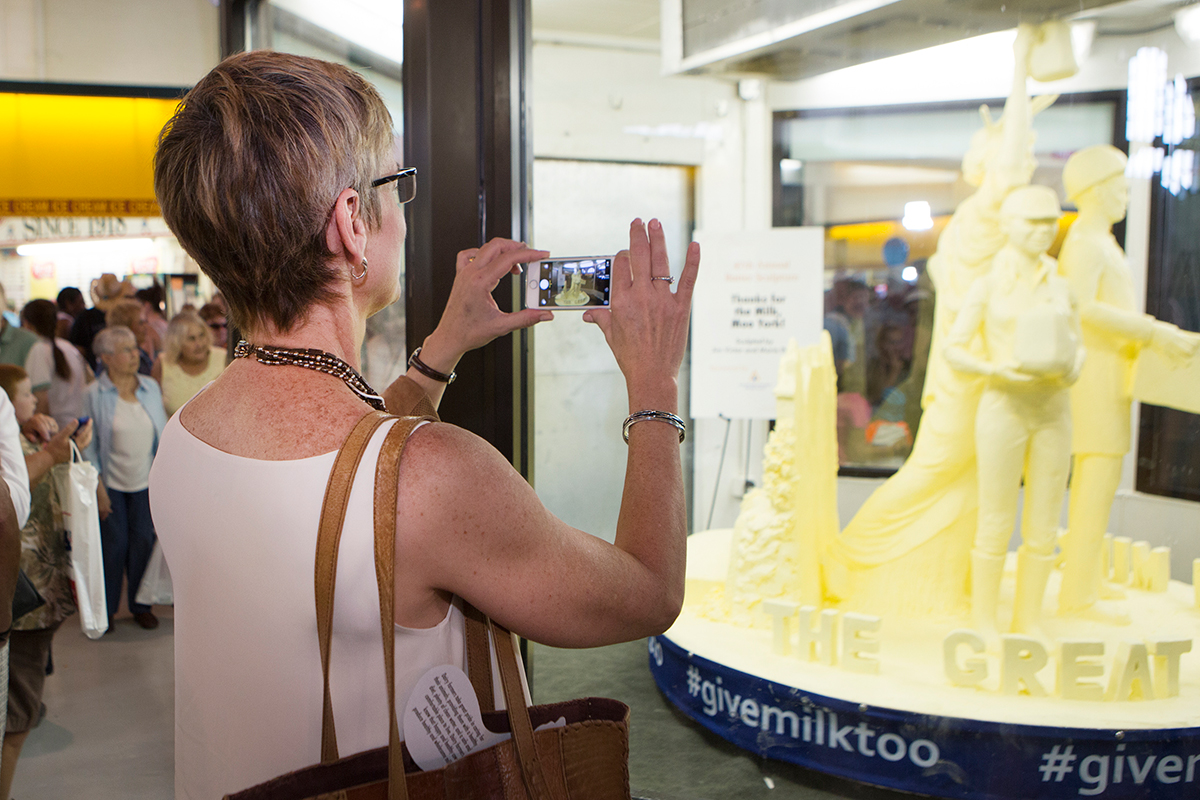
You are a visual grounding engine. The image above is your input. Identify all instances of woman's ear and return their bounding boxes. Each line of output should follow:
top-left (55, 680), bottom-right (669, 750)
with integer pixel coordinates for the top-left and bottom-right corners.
top-left (325, 188), bottom-right (368, 266)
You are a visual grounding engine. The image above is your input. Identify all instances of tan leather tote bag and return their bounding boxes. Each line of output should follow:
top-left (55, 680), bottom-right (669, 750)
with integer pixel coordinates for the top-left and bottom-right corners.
top-left (224, 412), bottom-right (631, 800)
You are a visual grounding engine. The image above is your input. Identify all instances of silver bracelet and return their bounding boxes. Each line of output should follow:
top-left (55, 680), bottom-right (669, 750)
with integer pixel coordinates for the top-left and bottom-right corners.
top-left (622, 410), bottom-right (686, 444)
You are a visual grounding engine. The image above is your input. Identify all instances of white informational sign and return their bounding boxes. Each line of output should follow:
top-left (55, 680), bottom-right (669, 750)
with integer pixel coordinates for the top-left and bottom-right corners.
top-left (689, 227), bottom-right (824, 419)
top-left (403, 665), bottom-right (507, 771)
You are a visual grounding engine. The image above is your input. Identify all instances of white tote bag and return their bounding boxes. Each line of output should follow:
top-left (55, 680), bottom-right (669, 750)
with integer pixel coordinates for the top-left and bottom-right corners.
top-left (51, 441), bottom-right (107, 639)
top-left (135, 541), bottom-right (173, 606)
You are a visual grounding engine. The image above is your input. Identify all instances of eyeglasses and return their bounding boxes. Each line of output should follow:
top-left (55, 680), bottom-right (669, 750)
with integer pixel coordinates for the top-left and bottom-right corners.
top-left (371, 167), bottom-right (417, 205)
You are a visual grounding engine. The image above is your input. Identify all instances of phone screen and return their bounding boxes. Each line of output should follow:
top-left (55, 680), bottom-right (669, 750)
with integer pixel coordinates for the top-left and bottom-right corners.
top-left (528, 257), bottom-right (612, 308)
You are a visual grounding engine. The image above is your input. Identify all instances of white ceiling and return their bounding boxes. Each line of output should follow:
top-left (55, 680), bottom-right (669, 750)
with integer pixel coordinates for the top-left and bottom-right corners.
top-left (531, 0), bottom-right (661, 41)
top-left (275, 0), bottom-right (1195, 79)
top-left (528, 0), bottom-right (1197, 79)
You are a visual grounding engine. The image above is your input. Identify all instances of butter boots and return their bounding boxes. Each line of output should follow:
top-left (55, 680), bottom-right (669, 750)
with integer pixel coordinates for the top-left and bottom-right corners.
top-left (1010, 545), bottom-right (1055, 640)
top-left (970, 549), bottom-right (1006, 646)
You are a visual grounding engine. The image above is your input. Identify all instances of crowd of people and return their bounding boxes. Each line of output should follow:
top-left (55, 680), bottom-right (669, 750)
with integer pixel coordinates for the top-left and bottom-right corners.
top-left (0, 274), bottom-right (229, 792)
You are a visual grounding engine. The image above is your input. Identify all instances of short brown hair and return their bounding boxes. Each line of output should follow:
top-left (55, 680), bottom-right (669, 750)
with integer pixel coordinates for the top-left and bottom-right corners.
top-left (153, 50), bottom-right (395, 333)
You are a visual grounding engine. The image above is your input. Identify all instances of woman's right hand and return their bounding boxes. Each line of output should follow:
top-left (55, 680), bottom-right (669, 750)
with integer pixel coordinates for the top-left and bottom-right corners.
top-left (420, 239), bottom-right (554, 370)
top-left (583, 219), bottom-right (700, 400)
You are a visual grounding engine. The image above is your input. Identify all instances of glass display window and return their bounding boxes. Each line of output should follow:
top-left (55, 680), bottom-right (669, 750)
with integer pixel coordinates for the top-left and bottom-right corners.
top-left (774, 96), bottom-right (1122, 473)
top-left (541, 9), bottom-right (1200, 800)
top-left (1138, 75), bottom-right (1200, 502)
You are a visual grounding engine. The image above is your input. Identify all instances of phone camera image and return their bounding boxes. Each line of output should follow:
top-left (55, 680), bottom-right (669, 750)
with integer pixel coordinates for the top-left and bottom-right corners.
top-left (535, 257), bottom-right (612, 308)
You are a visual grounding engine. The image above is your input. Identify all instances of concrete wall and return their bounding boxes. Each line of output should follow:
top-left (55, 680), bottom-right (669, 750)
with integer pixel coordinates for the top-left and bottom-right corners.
top-left (0, 0), bottom-right (219, 86)
top-left (530, 40), bottom-right (754, 534)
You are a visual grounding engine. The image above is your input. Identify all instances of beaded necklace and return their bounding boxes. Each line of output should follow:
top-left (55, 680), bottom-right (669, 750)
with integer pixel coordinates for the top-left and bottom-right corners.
top-left (233, 340), bottom-right (387, 412)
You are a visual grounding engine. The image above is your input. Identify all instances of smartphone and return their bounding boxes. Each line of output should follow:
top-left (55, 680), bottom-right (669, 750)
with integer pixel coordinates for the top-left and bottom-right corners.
top-left (524, 256), bottom-right (613, 309)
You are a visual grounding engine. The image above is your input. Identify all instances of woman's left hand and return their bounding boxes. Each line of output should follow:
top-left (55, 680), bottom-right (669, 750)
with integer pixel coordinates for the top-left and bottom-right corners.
top-left (417, 239), bottom-right (553, 373)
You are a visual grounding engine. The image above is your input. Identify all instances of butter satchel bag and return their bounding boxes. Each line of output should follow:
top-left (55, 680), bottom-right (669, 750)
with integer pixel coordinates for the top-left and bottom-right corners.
top-left (225, 411), bottom-right (631, 800)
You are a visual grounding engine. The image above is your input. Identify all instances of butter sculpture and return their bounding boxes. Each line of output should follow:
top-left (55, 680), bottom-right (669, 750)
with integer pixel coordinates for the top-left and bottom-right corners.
top-left (824, 26), bottom-right (1058, 617)
top-left (554, 271), bottom-right (589, 306)
top-left (943, 184), bottom-right (1083, 643)
top-left (668, 25), bottom-right (1196, 734)
top-left (1055, 144), bottom-right (1198, 621)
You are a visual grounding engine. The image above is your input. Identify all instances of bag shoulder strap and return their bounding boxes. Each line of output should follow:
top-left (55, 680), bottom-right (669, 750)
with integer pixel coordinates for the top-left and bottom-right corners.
top-left (372, 416), bottom-right (434, 800)
top-left (315, 410), bottom-right (392, 764)
top-left (490, 618), bottom-right (569, 800)
top-left (384, 376), bottom-right (439, 420)
top-left (319, 412), bottom-right (565, 800)
top-left (462, 601), bottom-right (494, 711)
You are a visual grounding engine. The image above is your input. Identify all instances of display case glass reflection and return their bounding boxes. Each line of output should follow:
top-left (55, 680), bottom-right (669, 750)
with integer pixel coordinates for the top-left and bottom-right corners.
top-left (1138, 78), bottom-right (1200, 502)
top-left (774, 98), bottom-right (1120, 473)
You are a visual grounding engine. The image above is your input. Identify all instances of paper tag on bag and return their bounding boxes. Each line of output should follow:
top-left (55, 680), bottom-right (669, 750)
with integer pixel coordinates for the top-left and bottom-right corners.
top-left (402, 664), bottom-right (566, 771)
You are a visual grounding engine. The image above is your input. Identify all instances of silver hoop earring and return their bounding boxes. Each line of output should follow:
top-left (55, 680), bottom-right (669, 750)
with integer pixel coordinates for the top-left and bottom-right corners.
top-left (351, 258), bottom-right (368, 280)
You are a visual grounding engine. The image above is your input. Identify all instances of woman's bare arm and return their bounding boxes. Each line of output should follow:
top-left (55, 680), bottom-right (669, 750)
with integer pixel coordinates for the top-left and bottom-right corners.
top-left (396, 220), bottom-right (699, 647)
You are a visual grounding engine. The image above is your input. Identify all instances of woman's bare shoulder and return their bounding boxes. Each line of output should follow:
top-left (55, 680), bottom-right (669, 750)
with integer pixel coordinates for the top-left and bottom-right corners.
top-left (180, 365), bottom-right (372, 459)
top-left (398, 421), bottom-right (515, 487)
top-left (395, 421), bottom-right (546, 544)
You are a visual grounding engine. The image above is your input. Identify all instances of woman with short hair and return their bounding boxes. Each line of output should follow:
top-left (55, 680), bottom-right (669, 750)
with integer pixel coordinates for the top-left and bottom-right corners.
top-left (83, 326), bottom-right (167, 632)
top-left (149, 50), bottom-right (699, 799)
top-left (151, 312), bottom-right (227, 417)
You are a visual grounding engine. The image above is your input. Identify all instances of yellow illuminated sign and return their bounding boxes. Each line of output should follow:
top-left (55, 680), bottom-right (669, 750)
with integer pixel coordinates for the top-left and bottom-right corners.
top-left (0, 92), bottom-right (182, 217)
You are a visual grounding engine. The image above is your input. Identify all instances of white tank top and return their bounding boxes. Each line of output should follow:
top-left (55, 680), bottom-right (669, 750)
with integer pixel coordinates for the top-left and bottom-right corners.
top-left (149, 412), bottom-right (516, 800)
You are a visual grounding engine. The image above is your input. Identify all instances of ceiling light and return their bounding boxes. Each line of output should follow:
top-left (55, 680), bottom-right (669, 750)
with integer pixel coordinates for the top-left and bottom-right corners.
top-left (902, 266), bottom-right (918, 283)
top-left (1127, 47), bottom-right (1168, 144)
top-left (1176, 4), bottom-right (1200, 46)
top-left (779, 158), bottom-right (804, 186)
top-left (901, 201), bottom-right (933, 232)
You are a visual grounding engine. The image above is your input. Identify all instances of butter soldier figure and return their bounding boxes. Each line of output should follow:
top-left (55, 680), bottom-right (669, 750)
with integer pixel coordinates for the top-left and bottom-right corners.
top-left (945, 185), bottom-right (1084, 644)
top-left (1056, 145), bottom-right (1197, 621)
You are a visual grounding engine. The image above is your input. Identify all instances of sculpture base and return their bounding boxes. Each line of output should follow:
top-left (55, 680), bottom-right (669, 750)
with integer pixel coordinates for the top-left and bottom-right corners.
top-left (648, 529), bottom-right (1200, 799)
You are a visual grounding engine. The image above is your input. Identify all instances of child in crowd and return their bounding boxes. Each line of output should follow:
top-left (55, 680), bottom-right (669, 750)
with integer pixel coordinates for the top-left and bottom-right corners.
top-left (0, 365), bottom-right (91, 797)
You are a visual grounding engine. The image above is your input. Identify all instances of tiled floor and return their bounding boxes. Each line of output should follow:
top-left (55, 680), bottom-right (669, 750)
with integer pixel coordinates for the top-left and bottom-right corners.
top-left (530, 641), bottom-right (913, 800)
top-left (7, 609), bottom-right (909, 799)
top-left (11, 609), bottom-right (175, 799)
